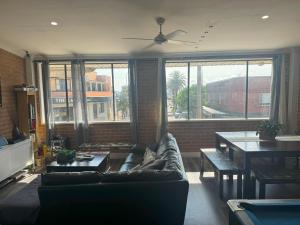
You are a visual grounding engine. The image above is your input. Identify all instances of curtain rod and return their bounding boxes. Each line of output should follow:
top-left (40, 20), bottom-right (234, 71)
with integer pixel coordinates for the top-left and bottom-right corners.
top-left (33, 49), bottom-right (284, 62)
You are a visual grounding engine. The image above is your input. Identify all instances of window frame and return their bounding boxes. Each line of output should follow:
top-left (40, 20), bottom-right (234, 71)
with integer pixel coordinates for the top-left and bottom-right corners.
top-left (84, 62), bottom-right (130, 123)
top-left (49, 63), bottom-right (73, 123)
top-left (165, 58), bottom-right (273, 121)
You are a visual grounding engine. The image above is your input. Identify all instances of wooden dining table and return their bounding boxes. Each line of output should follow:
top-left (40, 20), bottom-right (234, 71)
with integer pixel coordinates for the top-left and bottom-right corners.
top-left (215, 131), bottom-right (300, 198)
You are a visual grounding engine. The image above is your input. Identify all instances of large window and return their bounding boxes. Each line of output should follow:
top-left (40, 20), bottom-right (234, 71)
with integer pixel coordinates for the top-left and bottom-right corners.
top-left (49, 63), bottom-right (74, 122)
top-left (84, 63), bottom-right (129, 122)
top-left (166, 59), bottom-right (272, 120)
top-left (49, 62), bottom-right (129, 123)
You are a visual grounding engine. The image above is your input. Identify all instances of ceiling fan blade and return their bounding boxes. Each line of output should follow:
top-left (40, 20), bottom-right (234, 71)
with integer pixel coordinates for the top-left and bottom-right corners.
top-left (142, 42), bottom-right (157, 50)
top-left (168, 39), bottom-right (198, 44)
top-left (122, 38), bottom-right (153, 41)
top-left (165, 30), bottom-right (187, 40)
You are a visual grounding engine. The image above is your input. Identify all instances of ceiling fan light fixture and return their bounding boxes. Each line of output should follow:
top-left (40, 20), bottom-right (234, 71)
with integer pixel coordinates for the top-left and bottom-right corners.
top-left (50, 21), bottom-right (58, 26)
top-left (261, 15), bottom-right (269, 20)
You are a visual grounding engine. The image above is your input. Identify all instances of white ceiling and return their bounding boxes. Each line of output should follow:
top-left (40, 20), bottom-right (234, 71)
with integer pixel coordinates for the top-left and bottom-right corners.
top-left (0, 0), bottom-right (300, 56)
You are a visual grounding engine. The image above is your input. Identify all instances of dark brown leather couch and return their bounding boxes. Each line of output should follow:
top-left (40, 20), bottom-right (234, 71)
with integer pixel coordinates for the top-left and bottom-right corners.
top-left (37, 133), bottom-right (189, 225)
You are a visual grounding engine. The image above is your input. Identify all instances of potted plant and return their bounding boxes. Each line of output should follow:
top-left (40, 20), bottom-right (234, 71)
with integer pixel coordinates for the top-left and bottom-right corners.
top-left (56, 149), bottom-right (75, 164)
top-left (256, 120), bottom-right (282, 140)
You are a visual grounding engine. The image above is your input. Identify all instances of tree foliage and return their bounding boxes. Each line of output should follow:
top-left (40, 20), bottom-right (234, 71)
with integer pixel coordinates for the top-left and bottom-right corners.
top-left (167, 71), bottom-right (186, 113)
top-left (116, 86), bottom-right (129, 119)
top-left (176, 84), bottom-right (208, 118)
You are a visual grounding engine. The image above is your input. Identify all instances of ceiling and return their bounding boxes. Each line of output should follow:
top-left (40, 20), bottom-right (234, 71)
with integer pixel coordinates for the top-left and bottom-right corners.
top-left (0, 0), bottom-right (300, 56)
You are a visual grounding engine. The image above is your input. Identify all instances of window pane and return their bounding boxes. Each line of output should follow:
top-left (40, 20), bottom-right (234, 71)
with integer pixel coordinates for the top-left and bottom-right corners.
top-left (248, 60), bottom-right (272, 118)
top-left (49, 64), bottom-right (73, 122)
top-left (166, 62), bottom-right (188, 120)
top-left (113, 64), bottom-right (130, 121)
top-left (190, 61), bottom-right (247, 119)
top-left (85, 64), bottom-right (113, 122)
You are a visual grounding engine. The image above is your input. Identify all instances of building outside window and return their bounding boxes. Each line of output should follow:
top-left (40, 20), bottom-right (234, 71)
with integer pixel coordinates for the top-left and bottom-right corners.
top-left (49, 63), bottom-right (74, 122)
top-left (56, 79), bottom-right (66, 91)
top-left (48, 62), bottom-right (130, 123)
top-left (166, 59), bottom-right (273, 120)
top-left (99, 102), bottom-right (105, 113)
top-left (85, 62), bottom-right (129, 122)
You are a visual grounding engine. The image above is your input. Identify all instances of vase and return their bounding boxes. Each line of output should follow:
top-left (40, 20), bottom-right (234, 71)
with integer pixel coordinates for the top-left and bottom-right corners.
top-left (259, 132), bottom-right (275, 141)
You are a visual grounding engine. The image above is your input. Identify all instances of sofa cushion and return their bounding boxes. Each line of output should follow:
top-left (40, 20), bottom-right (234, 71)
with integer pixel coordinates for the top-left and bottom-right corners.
top-left (102, 170), bottom-right (182, 183)
top-left (143, 147), bottom-right (157, 165)
top-left (161, 149), bottom-right (183, 173)
top-left (157, 133), bottom-right (178, 156)
top-left (41, 171), bottom-right (101, 186)
top-left (120, 153), bottom-right (144, 172)
top-left (124, 153), bottom-right (144, 165)
top-left (130, 144), bottom-right (145, 154)
top-left (119, 162), bottom-right (139, 172)
top-left (132, 158), bottom-right (167, 171)
top-left (142, 159), bottom-right (166, 170)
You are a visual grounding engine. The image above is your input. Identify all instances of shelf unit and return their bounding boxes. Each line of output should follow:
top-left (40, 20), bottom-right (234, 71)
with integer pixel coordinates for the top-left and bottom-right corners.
top-left (15, 88), bottom-right (38, 138)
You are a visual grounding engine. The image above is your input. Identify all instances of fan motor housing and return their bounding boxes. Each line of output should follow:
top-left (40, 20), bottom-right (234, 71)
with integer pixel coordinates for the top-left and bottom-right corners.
top-left (154, 33), bottom-right (167, 44)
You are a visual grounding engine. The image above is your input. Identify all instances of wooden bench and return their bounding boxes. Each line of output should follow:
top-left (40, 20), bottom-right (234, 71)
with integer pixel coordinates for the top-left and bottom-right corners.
top-left (252, 166), bottom-right (300, 199)
top-left (200, 148), bottom-right (244, 199)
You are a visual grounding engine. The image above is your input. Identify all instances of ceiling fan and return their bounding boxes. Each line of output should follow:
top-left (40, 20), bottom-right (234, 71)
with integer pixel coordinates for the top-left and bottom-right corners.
top-left (122, 17), bottom-right (198, 49)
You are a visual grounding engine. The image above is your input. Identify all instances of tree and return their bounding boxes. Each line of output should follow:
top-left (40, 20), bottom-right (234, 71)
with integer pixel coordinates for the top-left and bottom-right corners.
top-left (176, 84), bottom-right (208, 118)
top-left (167, 71), bottom-right (186, 113)
top-left (116, 86), bottom-right (129, 119)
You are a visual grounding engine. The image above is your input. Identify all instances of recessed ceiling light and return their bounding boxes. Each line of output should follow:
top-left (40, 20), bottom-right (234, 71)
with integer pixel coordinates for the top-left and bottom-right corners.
top-left (261, 15), bottom-right (269, 20)
top-left (50, 21), bottom-right (58, 26)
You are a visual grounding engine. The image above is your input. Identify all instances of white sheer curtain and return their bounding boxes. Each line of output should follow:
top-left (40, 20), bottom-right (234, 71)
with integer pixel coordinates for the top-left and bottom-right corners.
top-left (71, 60), bottom-right (89, 145)
top-left (40, 60), bottom-right (55, 144)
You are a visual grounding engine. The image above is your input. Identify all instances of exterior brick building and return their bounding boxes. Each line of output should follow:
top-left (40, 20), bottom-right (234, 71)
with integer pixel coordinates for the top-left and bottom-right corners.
top-left (206, 76), bottom-right (271, 118)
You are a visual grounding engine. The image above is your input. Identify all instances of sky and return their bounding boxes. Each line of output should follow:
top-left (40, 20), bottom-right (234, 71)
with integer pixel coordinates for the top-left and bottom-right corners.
top-left (166, 63), bottom-right (272, 85)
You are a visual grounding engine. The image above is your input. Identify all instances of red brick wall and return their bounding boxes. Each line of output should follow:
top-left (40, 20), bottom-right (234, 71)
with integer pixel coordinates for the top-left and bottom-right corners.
top-left (168, 120), bottom-right (261, 152)
top-left (88, 123), bottom-right (132, 143)
top-left (0, 48), bottom-right (25, 138)
top-left (136, 59), bottom-right (159, 145)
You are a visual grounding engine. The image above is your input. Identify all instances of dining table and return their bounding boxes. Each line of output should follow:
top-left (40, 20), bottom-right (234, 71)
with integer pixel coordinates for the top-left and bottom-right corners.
top-left (215, 131), bottom-right (300, 198)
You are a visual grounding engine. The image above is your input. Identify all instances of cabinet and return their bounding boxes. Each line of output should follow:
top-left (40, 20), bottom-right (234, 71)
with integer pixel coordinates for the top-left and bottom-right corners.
top-left (0, 139), bottom-right (33, 182)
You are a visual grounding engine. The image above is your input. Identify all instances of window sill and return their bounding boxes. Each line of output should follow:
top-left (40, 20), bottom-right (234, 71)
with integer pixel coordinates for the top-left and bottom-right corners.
top-left (89, 121), bottom-right (130, 125)
top-left (168, 118), bottom-right (268, 123)
top-left (53, 121), bottom-right (131, 125)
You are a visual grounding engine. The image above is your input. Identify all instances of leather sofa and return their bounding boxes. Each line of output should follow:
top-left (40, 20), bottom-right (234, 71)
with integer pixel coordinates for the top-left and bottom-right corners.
top-left (37, 133), bottom-right (189, 225)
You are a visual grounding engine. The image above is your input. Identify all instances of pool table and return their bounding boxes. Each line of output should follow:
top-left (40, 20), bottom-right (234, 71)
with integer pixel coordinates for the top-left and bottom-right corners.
top-left (228, 199), bottom-right (300, 225)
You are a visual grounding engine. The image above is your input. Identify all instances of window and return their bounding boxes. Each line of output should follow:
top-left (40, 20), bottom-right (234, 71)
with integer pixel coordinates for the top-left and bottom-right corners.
top-left (91, 82), bottom-right (96, 91)
top-left (85, 63), bottom-right (129, 122)
top-left (260, 93), bottom-right (271, 106)
top-left (56, 79), bottom-right (66, 91)
top-left (99, 102), bottom-right (105, 113)
top-left (49, 63), bottom-right (73, 122)
top-left (166, 59), bottom-right (272, 120)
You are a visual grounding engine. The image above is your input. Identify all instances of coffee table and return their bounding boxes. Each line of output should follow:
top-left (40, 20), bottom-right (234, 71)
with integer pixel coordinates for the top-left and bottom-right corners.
top-left (46, 151), bottom-right (110, 173)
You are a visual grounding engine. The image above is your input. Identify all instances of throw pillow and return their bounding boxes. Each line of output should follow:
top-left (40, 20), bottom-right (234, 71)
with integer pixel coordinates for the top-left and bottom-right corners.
top-left (142, 147), bottom-right (157, 165)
